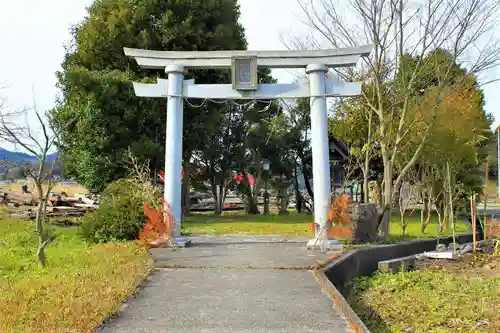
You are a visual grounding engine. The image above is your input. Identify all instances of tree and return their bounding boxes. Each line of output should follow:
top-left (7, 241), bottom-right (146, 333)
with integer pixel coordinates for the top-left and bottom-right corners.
top-left (284, 98), bottom-right (314, 203)
top-left (0, 92), bottom-right (65, 266)
top-left (409, 78), bottom-right (491, 232)
top-left (193, 103), bottom-right (244, 215)
top-left (51, 0), bottom-right (248, 192)
top-left (233, 99), bottom-right (282, 214)
top-left (329, 81), bottom-right (384, 203)
top-left (263, 109), bottom-right (300, 214)
top-left (190, 65), bottom-right (277, 215)
top-left (296, 0), bottom-right (500, 239)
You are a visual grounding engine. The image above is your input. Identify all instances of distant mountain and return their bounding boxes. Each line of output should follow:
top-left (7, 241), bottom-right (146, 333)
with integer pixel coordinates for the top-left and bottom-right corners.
top-left (0, 148), bottom-right (59, 163)
top-left (46, 152), bottom-right (60, 162)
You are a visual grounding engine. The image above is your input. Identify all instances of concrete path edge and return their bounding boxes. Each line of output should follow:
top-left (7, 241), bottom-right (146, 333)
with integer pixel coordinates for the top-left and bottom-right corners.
top-left (314, 266), bottom-right (371, 333)
top-left (94, 266), bottom-right (156, 332)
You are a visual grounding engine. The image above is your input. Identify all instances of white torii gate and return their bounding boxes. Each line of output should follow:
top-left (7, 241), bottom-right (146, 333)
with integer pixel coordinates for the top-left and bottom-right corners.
top-left (124, 46), bottom-right (371, 248)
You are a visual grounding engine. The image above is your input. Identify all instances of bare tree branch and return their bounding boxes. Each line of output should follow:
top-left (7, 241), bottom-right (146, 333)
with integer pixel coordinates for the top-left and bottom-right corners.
top-left (292, 0), bottom-right (500, 239)
top-left (0, 88), bottom-right (72, 266)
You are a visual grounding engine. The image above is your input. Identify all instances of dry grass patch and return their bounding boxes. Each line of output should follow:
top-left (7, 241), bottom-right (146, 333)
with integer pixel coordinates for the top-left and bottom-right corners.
top-left (0, 219), bottom-right (152, 333)
top-left (0, 180), bottom-right (88, 195)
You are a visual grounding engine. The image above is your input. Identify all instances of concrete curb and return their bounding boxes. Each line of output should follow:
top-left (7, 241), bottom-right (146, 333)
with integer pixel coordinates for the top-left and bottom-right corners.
top-left (323, 232), bottom-right (479, 288)
top-left (315, 232), bottom-right (481, 333)
top-left (314, 268), bottom-right (371, 333)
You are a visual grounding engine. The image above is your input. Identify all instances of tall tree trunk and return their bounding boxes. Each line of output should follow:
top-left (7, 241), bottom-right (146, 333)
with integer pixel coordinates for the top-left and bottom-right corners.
top-left (35, 183), bottom-right (48, 267)
top-left (363, 108), bottom-right (373, 203)
top-left (360, 180), bottom-right (365, 203)
top-left (421, 190), bottom-right (429, 233)
top-left (438, 199), bottom-right (447, 233)
top-left (37, 241), bottom-right (47, 267)
top-left (246, 193), bottom-right (259, 214)
top-left (379, 157), bottom-right (393, 240)
top-left (399, 183), bottom-right (407, 234)
top-left (218, 181), bottom-right (226, 215)
top-left (302, 166), bottom-right (314, 201)
top-left (278, 176), bottom-right (289, 215)
top-left (211, 181), bottom-right (222, 215)
top-left (375, 180), bottom-right (383, 208)
top-left (435, 200), bottom-right (443, 233)
top-left (298, 154), bottom-right (314, 201)
top-left (400, 213), bottom-right (407, 234)
top-left (294, 166), bottom-right (302, 213)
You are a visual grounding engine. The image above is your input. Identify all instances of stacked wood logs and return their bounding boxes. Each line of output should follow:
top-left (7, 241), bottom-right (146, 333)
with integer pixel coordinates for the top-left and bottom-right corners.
top-left (0, 190), bottom-right (99, 219)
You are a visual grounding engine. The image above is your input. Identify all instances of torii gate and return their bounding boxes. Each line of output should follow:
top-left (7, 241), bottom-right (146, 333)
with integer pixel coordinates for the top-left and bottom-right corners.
top-left (124, 46), bottom-right (371, 248)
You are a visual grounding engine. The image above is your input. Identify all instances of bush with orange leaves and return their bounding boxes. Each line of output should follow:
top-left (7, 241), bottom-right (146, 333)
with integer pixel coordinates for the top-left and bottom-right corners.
top-left (325, 194), bottom-right (353, 239)
top-left (309, 194), bottom-right (352, 239)
top-left (328, 194), bottom-right (351, 226)
top-left (138, 199), bottom-right (175, 248)
top-left (123, 151), bottom-right (174, 248)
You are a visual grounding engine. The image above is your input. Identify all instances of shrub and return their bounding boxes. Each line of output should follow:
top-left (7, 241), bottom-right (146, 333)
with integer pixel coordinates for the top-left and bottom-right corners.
top-left (81, 178), bottom-right (148, 243)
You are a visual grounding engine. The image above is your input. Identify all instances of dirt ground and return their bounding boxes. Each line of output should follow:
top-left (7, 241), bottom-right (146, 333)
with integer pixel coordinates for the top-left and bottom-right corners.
top-left (415, 240), bottom-right (499, 279)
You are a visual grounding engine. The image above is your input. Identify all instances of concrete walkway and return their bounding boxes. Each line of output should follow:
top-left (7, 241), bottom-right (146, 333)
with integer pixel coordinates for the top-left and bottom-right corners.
top-left (98, 236), bottom-right (354, 333)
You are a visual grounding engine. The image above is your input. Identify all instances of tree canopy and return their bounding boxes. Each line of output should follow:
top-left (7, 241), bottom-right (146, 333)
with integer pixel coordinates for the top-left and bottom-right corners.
top-left (329, 47), bottom-right (492, 226)
top-left (51, 0), bottom-right (248, 192)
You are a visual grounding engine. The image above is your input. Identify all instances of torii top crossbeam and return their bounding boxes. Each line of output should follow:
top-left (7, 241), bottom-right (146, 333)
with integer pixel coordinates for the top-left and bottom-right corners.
top-left (123, 45), bottom-right (372, 69)
top-left (124, 45), bottom-right (372, 100)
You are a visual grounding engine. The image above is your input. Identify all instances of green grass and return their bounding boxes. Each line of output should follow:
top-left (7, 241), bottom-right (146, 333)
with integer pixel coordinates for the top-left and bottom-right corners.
top-left (346, 253), bottom-right (500, 332)
top-left (182, 212), bottom-right (314, 236)
top-left (181, 210), bottom-right (470, 240)
top-left (0, 219), bottom-right (152, 333)
top-left (389, 210), bottom-right (469, 241)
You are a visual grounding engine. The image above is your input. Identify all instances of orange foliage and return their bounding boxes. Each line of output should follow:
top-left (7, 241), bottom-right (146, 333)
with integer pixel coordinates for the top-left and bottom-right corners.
top-left (328, 194), bottom-right (351, 226)
top-left (327, 226), bottom-right (353, 238)
top-left (138, 199), bottom-right (175, 248)
top-left (309, 194), bottom-right (353, 239)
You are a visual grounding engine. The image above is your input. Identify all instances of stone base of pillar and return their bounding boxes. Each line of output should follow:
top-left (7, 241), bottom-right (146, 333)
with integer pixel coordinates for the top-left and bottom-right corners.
top-left (174, 236), bottom-right (192, 248)
top-left (306, 238), bottom-right (343, 251)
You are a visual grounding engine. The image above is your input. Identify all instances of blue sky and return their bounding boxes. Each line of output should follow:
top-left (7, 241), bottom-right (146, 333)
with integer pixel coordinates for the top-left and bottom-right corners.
top-left (0, 0), bottom-right (499, 149)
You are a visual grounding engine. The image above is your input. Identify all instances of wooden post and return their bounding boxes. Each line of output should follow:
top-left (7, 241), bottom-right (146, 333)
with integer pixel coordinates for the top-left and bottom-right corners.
top-left (484, 159), bottom-right (488, 241)
top-left (471, 193), bottom-right (477, 251)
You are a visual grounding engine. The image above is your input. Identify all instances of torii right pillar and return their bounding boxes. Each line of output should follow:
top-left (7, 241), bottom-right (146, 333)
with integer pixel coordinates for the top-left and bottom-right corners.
top-left (306, 64), bottom-right (332, 247)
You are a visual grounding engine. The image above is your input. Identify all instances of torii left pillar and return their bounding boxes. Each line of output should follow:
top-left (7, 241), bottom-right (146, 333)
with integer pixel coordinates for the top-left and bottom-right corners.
top-left (307, 64), bottom-right (331, 243)
top-left (164, 64), bottom-right (190, 247)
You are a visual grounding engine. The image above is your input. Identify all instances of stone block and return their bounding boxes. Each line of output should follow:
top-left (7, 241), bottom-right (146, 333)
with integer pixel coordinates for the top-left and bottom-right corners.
top-left (351, 203), bottom-right (378, 244)
top-left (307, 239), bottom-right (343, 251)
top-left (175, 237), bottom-right (192, 248)
top-left (378, 255), bottom-right (416, 273)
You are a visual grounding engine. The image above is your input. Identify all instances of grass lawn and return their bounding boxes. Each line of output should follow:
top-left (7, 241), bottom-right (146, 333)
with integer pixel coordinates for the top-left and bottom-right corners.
top-left (182, 210), bottom-right (470, 240)
top-left (0, 219), bottom-right (152, 333)
top-left (345, 250), bottom-right (500, 332)
top-left (183, 212), bottom-right (314, 236)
